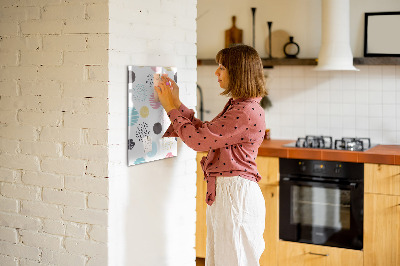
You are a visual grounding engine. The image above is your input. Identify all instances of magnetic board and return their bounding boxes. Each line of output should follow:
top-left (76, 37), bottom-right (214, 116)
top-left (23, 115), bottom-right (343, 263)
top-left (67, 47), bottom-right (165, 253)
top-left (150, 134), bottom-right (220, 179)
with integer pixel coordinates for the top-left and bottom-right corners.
top-left (128, 66), bottom-right (178, 166)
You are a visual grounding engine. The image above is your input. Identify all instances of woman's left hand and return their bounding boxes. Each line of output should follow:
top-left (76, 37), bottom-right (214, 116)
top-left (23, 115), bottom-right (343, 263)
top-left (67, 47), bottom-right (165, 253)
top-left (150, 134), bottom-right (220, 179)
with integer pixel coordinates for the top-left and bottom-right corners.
top-left (154, 79), bottom-right (177, 113)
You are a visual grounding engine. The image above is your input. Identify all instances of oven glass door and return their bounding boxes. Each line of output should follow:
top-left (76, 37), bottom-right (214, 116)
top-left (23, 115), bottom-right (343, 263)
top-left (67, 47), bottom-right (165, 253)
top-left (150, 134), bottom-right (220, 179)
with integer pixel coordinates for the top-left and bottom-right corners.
top-left (280, 178), bottom-right (363, 250)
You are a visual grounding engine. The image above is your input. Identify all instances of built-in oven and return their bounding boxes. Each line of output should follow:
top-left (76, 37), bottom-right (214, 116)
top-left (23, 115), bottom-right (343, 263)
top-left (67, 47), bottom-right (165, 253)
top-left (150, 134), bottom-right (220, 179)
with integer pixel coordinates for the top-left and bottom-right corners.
top-left (279, 158), bottom-right (364, 250)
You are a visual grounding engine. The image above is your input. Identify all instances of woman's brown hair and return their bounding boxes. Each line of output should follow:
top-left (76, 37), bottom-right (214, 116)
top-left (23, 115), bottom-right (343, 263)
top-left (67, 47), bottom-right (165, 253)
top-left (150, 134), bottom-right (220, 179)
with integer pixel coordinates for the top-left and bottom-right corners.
top-left (215, 45), bottom-right (267, 99)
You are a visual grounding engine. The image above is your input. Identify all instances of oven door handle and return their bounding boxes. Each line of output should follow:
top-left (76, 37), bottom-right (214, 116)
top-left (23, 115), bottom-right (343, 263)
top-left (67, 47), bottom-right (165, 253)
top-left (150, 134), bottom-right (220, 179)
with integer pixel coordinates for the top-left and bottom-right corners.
top-left (281, 177), bottom-right (357, 188)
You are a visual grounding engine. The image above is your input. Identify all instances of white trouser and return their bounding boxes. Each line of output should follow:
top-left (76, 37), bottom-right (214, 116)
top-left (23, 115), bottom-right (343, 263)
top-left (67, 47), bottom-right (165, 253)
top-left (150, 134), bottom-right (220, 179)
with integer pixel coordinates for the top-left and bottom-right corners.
top-left (205, 176), bottom-right (266, 266)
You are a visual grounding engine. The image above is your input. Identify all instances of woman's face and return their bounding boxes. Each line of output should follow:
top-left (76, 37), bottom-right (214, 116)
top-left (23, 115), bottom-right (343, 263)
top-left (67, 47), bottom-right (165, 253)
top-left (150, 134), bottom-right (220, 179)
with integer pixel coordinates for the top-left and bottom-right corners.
top-left (215, 64), bottom-right (229, 89)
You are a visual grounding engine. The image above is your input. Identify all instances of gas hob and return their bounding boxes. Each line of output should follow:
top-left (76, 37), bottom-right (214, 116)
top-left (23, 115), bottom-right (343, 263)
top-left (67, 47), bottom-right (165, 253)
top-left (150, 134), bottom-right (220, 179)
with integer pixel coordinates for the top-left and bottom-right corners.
top-left (283, 135), bottom-right (376, 152)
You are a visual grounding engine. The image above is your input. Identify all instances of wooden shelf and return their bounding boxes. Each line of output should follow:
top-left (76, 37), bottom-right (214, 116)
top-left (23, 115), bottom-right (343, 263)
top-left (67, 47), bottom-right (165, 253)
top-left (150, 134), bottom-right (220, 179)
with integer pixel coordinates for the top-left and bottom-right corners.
top-left (197, 57), bottom-right (400, 68)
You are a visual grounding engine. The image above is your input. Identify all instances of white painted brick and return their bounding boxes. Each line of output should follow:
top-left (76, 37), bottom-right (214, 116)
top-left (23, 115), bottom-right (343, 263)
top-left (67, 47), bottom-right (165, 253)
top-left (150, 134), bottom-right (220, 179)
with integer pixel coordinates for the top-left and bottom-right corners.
top-left (0, 168), bottom-right (16, 183)
top-left (43, 188), bottom-right (86, 208)
top-left (19, 109), bottom-right (64, 126)
top-left (177, 16), bottom-right (196, 30)
top-left (86, 160), bottom-right (108, 177)
top-left (86, 3), bottom-right (108, 20)
top-left (42, 4), bottom-right (85, 20)
top-left (41, 158), bottom-right (86, 176)
top-left (63, 207), bottom-right (107, 226)
top-left (3, 96), bottom-right (41, 112)
top-left (65, 175), bottom-right (108, 194)
top-left (21, 200), bottom-right (63, 219)
top-left (175, 42), bottom-right (197, 56)
top-left (36, 97), bottom-right (86, 113)
top-left (63, 81), bottom-right (108, 98)
top-left (65, 237), bottom-right (107, 256)
top-left (88, 194), bottom-right (108, 210)
top-left (0, 183), bottom-right (41, 201)
top-left (20, 230), bottom-right (62, 251)
top-left (41, 248), bottom-right (86, 266)
top-left (0, 110), bottom-right (17, 125)
top-left (82, 98), bottom-right (109, 114)
top-left (39, 127), bottom-right (81, 144)
top-left (19, 259), bottom-right (42, 266)
top-left (22, 171), bottom-right (63, 189)
top-left (0, 154), bottom-right (40, 171)
top-left (20, 51), bottom-right (62, 66)
top-left (0, 196), bottom-right (18, 213)
top-left (0, 254), bottom-right (17, 266)
top-left (0, 212), bottom-right (42, 230)
top-left (0, 138), bottom-right (19, 154)
top-left (20, 141), bottom-right (62, 157)
top-left (0, 66), bottom-right (38, 81)
top-left (18, 80), bottom-right (61, 97)
top-left (64, 113), bottom-right (108, 129)
top-left (0, 241), bottom-right (40, 261)
top-left (88, 225), bottom-right (107, 243)
top-left (0, 22), bottom-right (18, 36)
top-left (0, 125), bottom-right (37, 141)
top-left (37, 66), bottom-right (85, 82)
top-left (186, 55), bottom-right (197, 69)
top-left (64, 144), bottom-right (108, 161)
top-left (83, 129), bottom-right (108, 146)
top-left (0, 51), bottom-right (18, 66)
top-left (86, 255), bottom-right (107, 266)
top-left (87, 65), bottom-right (108, 82)
top-left (42, 35), bottom-right (86, 51)
top-left (86, 34), bottom-right (108, 51)
top-left (20, 21), bottom-right (62, 35)
top-left (43, 219), bottom-right (66, 236)
top-left (63, 19), bottom-right (108, 34)
top-left (65, 222), bottom-right (86, 239)
top-left (0, 6), bottom-right (40, 21)
top-left (0, 36), bottom-right (42, 52)
top-left (0, 81), bottom-right (17, 96)
top-left (64, 51), bottom-right (108, 66)
top-left (0, 226), bottom-right (18, 243)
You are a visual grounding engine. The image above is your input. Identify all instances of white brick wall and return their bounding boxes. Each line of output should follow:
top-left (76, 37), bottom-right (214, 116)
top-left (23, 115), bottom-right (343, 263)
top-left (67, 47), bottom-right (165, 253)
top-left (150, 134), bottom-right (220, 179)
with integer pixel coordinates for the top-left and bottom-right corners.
top-left (0, 1), bottom-right (109, 265)
top-left (1, 0), bottom-right (198, 265)
top-left (108, 0), bottom-right (197, 265)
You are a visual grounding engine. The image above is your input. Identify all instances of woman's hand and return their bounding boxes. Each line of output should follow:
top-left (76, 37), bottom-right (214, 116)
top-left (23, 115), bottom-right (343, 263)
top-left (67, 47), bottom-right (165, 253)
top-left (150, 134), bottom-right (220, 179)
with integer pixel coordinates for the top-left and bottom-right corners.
top-left (155, 78), bottom-right (177, 113)
top-left (161, 75), bottom-right (181, 109)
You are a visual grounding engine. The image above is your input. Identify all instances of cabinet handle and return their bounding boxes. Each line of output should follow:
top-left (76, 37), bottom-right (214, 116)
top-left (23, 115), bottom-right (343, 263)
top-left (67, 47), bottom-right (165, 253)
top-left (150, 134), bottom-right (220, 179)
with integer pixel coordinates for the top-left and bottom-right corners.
top-left (309, 252), bottom-right (329, 257)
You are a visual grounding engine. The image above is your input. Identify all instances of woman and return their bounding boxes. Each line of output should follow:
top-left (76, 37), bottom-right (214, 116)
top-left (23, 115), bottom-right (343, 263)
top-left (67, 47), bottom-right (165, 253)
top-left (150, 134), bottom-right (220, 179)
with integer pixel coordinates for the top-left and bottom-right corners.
top-left (155, 45), bottom-right (267, 266)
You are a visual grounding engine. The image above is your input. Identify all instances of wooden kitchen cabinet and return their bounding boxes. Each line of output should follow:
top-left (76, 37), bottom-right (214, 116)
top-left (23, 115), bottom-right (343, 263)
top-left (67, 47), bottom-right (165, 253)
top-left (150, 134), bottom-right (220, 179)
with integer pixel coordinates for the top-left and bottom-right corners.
top-left (364, 163), bottom-right (400, 196)
top-left (278, 241), bottom-right (363, 266)
top-left (259, 184), bottom-right (279, 266)
top-left (196, 152), bottom-right (208, 258)
top-left (364, 163), bottom-right (400, 266)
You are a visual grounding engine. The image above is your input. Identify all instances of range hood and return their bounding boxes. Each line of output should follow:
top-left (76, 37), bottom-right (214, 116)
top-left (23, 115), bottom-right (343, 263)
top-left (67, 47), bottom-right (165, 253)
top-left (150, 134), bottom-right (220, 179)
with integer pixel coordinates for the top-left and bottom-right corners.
top-left (314, 0), bottom-right (359, 71)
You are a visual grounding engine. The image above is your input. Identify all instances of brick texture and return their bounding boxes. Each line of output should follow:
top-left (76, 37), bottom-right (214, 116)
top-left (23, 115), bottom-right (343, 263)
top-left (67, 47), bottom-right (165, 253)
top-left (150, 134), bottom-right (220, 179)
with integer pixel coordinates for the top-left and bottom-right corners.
top-left (0, 0), bottom-right (109, 264)
top-left (1, 0), bottom-right (198, 265)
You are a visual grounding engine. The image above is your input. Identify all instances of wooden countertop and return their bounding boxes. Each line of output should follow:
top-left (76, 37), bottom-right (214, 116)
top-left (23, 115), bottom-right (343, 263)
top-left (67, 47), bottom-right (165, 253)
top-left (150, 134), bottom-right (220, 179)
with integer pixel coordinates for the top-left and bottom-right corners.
top-left (258, 139), bottom-right (400, 165)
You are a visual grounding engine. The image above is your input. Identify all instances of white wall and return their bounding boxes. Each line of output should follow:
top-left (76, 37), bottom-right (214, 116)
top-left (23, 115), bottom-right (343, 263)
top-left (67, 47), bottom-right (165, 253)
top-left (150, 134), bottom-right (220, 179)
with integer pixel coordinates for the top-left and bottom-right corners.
top-left (108, 0), bottom-right (198, 265)
top-left (0, 1), bottom-right (109, 265)
top-left (198, 0), bottom-right (400, 58)
top-left (197, 0), bottom-right (400, 145)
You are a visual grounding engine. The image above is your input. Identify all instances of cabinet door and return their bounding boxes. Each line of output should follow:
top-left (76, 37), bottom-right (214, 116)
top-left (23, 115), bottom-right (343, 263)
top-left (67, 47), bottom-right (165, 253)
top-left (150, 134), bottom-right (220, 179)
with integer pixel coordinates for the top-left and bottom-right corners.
top-left (259, 185), bottom-right (279, 266)
top-left (364, 193), bottom-right (400, 266)
top-left (256, 156), bottom-right (279, 186)
top-left (278, 241), bottom-right (363, 266)
top-left (365, 164), bottom-right (400, 196)
top-left (196, 152), bottom-right (208, 258)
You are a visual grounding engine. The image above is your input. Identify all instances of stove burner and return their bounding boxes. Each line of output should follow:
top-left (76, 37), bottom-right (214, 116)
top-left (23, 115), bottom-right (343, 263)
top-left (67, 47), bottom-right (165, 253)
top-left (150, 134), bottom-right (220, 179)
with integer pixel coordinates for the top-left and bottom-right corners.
top-left (295, 135), bottom-right (333, 149)
top-left (334, 137), bottom-right (371, 151)
top-left (291, 136), bottom-right (372, 151)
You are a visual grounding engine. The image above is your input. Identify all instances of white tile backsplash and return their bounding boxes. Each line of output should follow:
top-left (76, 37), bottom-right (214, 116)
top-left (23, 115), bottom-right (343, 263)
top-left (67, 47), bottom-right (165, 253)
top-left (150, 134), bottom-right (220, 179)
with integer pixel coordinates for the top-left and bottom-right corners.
top-left (197, 65), bottom-right (400, 144)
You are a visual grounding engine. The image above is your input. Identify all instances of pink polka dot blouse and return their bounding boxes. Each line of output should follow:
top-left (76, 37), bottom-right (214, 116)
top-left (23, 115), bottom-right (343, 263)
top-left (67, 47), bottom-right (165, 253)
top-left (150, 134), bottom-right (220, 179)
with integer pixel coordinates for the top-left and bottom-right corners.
top-left (163, 97), bottom-right (266, 206)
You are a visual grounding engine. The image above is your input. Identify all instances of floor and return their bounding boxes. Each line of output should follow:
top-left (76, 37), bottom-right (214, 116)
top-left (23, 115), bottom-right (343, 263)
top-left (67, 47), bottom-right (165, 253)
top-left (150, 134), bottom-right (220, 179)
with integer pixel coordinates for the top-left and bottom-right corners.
top-left (196, 257), bottom-right (205, 266)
